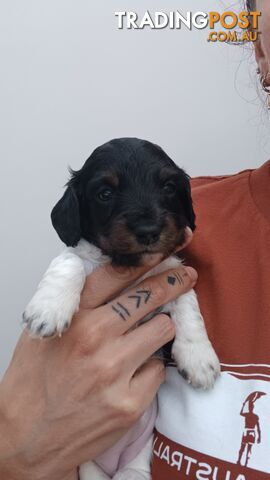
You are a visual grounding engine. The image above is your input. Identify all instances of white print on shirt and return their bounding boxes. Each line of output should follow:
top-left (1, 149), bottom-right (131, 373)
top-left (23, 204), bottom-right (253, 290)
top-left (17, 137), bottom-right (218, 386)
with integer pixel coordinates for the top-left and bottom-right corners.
top-left (153, 438), bottom-right (248, 480)
top-left (156, 364), bottom-right (270, 475)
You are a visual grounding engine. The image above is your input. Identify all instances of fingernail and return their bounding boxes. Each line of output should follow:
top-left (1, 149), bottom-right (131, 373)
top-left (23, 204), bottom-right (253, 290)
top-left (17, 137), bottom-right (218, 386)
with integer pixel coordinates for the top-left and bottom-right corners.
top-left (185, 227), bottom-right (193, 236)
top-left (185, 266), bottom-right (198, 282)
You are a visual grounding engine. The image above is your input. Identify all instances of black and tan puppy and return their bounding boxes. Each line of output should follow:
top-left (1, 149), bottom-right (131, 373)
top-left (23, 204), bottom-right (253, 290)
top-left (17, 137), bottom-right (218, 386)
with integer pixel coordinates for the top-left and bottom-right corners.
top-left (23, 138), bottom-right (220, 479)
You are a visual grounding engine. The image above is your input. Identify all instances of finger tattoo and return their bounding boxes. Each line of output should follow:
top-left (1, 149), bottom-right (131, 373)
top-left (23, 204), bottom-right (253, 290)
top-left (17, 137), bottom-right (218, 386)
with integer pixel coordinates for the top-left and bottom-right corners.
top-left (167, 271), bottom-right (188, 286)
top-left (111, 289), bottom-right (151, 320)
top-left (111, 302), bottom-right (130, 321)
top-left (128, 289), bottom-right (151, 308)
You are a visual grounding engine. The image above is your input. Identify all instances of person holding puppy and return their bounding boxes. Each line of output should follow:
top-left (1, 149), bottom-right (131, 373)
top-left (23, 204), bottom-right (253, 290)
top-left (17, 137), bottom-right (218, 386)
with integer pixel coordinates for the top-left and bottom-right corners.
top-left (152, 1), bottom-right (270, 478)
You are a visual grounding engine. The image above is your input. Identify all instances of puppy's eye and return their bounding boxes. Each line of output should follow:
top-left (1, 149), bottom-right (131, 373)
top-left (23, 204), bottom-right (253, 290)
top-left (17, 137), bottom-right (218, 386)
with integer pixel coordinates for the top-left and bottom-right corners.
top-left (97, 188), bottom-right (113, 202)
top-left (163, 181), bottom-right (176, 195)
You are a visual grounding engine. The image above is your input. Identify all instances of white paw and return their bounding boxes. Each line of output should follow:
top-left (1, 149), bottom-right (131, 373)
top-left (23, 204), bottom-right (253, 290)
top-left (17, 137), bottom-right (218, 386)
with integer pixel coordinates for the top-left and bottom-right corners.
top-left (22, 296), bottom-right (79, 338)
top-left (172, 338), bottom-right (220, 389)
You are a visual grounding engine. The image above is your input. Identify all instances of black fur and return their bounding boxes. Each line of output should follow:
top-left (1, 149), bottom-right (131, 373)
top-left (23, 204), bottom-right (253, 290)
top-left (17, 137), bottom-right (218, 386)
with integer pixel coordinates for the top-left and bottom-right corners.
top-left (51, 138), bottom-right (195, 266)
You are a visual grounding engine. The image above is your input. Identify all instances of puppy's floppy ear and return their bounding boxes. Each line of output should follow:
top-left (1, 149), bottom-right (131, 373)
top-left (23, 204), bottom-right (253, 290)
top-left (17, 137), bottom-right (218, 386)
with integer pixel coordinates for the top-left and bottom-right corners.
top-left (180, 172), bottom-right (196, 231)
top-left (51, 186), bottom-right (81, 247)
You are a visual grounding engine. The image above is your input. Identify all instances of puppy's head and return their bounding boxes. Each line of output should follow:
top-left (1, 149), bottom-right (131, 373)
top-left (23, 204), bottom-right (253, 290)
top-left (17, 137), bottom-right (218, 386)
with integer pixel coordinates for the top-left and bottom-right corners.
top-left (51, 138), bottom-right (195, 266)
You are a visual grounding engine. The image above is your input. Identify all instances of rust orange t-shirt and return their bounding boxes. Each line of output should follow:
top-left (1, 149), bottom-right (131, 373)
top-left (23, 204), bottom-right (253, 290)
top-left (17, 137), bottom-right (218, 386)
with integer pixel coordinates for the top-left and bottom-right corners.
top-left (152, 161), bottom-right (270, 480)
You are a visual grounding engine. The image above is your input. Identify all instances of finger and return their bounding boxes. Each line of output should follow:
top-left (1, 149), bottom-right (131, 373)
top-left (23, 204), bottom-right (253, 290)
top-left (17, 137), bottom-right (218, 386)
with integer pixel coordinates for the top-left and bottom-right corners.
top-left (130, 358), bottom-right (165, 412)
top-left (80, 253), bottom-right (163, 310)
top-left (121, 314), bottom-right (175, 372)
top-left (97, 265), bottom-right (197, 334)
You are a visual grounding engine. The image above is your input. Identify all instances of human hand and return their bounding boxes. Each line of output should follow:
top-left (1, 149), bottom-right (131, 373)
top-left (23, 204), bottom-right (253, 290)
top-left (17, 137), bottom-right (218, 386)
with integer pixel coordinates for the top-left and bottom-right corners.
top-left (0, 233), bottom-right (196, 480)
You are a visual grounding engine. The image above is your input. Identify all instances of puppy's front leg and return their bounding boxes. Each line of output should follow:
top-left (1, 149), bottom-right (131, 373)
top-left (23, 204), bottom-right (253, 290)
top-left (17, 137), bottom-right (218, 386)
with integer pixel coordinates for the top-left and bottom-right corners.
top-left (167, 290), bottom-right (220, 389)
top-left (23, 250), bottom-right (86, 337)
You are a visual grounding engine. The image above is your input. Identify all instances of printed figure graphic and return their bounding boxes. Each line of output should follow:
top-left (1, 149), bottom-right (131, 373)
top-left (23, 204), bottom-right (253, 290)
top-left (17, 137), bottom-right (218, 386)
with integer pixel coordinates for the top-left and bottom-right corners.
top-left (237, 391), bottom-right (266, 467)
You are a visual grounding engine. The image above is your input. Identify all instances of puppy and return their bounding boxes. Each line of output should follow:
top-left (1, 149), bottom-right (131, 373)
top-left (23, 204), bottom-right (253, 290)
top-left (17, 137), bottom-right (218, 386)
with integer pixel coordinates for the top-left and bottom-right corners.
top-left (23, 138), bottom-right (220, 479)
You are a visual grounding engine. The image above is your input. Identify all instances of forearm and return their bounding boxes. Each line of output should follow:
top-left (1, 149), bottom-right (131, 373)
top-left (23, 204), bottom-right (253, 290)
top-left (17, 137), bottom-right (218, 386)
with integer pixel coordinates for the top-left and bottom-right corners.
top-left (0, 412), bottom-right (78, 480)
top-left (0, 467), bottom-right (77, 480)
top-left (0, 455), bottom-right (78, 480)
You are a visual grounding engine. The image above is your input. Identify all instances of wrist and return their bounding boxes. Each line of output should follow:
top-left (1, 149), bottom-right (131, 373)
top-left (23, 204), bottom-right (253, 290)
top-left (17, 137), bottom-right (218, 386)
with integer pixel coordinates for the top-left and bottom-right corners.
top-left (0, 397), bottom-right (77, 480)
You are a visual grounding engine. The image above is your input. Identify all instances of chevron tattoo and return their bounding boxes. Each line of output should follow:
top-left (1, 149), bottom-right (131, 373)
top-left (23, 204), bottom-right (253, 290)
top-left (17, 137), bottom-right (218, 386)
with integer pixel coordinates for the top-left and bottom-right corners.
top-left (111, 289), bottom-right (151, 321)
top-left (127, 289), bottom-right (151, 308)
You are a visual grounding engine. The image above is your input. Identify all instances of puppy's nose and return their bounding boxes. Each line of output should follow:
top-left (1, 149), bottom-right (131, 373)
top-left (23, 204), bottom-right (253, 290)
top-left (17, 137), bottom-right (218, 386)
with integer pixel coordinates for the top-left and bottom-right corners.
top-left (134, 224), bottom-right (160, 245)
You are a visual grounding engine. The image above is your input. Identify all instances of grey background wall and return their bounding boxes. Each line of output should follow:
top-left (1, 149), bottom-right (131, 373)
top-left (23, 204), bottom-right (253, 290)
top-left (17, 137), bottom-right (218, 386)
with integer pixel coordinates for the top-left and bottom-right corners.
top-left (0, 0), bottom-right (269, 377)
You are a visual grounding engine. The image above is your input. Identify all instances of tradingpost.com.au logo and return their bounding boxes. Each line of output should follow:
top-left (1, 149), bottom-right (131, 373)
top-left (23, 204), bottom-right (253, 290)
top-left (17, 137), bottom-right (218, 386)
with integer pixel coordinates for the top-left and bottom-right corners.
top-left (114, 10), bottom-right (261, 43)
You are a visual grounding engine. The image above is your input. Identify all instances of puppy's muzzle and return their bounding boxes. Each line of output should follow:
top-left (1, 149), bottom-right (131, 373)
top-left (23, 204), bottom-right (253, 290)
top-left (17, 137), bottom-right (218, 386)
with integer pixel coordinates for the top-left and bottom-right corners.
top-left (132, 223), bottom-right (161, 245)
